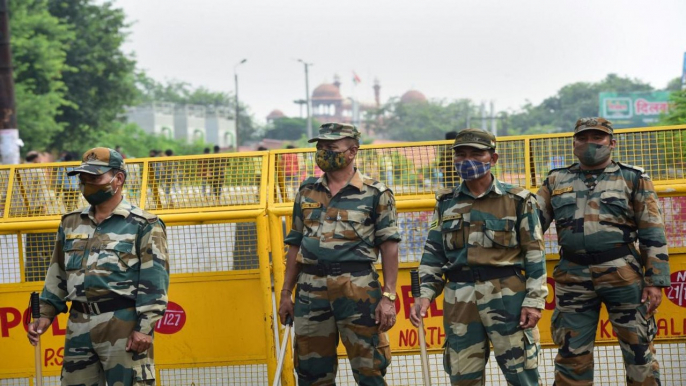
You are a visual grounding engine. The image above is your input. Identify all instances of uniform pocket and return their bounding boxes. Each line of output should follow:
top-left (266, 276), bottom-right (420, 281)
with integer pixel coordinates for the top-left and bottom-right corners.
top-left (599, 190), bottom-right (631, 225)
top-left (63, 238), bottom-right (86, 271)
top-left (636, 303), bottom-right (657, 345)
top-left (372, 333), bottom-right (392, 375)
top-left (482, 219), bottom-right (517, 248)
top-left (441, 219), bottom-right (465, 250)
top-left (334, 210), bottom-right (373, 244)
top-left (133, 363), bottom-right (156, 383)
top-left (551, 192), bottom-right (577, 229)
top-left (303, 208), bottom-right (322, 236)
top-left (523, 327), bottom-right (540, 370)
top-left (97, 240), bottom-right (138, 272)
top-left (551, 310), bottom-right (564, 347)
top-left (442, 337), bottom-right (458, 376)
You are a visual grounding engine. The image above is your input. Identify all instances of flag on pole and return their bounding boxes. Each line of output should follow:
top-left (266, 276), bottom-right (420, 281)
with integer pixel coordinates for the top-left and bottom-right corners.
top-left (352, 71), bottom-right (361, 85)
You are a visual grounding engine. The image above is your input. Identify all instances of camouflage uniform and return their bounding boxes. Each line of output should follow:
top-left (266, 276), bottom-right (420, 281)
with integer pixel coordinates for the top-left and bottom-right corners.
top-left (419, 176), bottom-right (547, 386)
top-left (285, 150), bottom-right (400, 384)
top-left (39, 149), bottom-right (169, 386)
top-left (417, 129), bottom-right (547, 386)
top-left (537, 118), bottom-right (670, 386)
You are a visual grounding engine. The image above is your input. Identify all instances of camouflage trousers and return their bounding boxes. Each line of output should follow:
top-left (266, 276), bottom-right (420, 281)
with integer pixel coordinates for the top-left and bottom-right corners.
top-left (552, 254), bottom-right (660, 386)
top-left (61, 306), bottom-right (156, 386)
top-left (442, 275), bottom-right (541, 386)
top-left (293, 269), bottom-right (391, 386)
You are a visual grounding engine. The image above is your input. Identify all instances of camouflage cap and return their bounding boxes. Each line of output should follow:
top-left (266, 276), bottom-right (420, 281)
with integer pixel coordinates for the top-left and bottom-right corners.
top-left (67, 147), bottom-right (126, 176)
top-left (307, 122), bottom-right (361, 143)
top-left (451, 128), bottom-right (496, 150)
top-left (574, 117), bottom-right (613, 135)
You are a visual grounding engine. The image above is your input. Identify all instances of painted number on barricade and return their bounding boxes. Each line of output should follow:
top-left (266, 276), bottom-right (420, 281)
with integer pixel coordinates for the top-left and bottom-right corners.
top-left (155, 301), bottom-right (186, 334)
top-left (666, 270), bottom-right (686, 308)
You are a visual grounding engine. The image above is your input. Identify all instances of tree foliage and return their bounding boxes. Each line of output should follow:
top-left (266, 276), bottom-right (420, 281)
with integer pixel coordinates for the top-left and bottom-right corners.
top-left (10, 0), bottom-right (73, 154)
top-left (264, 117), bottom-right (322, 141)
top-left (366, 98), bottom-right (477, 142)
top-left (46, 0), bottom-right (138, 152)
top-left (506, 74), bottom-right (655, 134)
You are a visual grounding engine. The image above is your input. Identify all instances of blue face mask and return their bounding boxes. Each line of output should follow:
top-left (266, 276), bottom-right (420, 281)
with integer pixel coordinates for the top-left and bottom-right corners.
top-left (454, 160), bottom-right (491, 180)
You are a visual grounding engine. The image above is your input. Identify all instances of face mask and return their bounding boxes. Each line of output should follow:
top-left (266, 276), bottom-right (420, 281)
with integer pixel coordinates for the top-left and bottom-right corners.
top-left (80, 174), bottom-right (118, 205)
top-left (574, 143), bottom-right (611, 167)
top-left (454, 160), bottom-right (491, 180)
top-left (315, 147), bottom-right (352, 172)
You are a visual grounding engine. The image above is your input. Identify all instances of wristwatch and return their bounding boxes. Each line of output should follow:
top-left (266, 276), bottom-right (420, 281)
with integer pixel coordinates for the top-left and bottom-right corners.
top-left (382, 292), bottom-right (397, 301)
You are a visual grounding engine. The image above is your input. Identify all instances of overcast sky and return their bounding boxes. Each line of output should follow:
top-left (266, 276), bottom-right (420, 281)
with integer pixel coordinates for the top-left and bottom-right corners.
top-left (114, 0), bottom-right (686, 124)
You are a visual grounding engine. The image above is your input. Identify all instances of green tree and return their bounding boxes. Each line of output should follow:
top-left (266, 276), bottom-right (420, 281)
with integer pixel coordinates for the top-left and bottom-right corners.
top-left (366, 98), bottom-right (477, 142)
top-left (665, 77), bottom-right (683, 92)
top-left (264, 117), bottom-right (322, 141)
top-left (47, 0), bottom-right (138, 152)
top-left (10, 0), bottom-right (73, 154)
top-left (507, 74), bottom-right (654, 134)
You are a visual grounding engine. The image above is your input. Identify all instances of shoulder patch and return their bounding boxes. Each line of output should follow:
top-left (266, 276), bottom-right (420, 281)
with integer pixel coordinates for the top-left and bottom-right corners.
top-left (435, 188), bottom-right (454, 201)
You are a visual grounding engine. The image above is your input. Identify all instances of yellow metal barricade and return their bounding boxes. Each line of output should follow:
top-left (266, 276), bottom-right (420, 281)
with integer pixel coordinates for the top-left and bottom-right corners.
top-left (1, 125), bottom-right (686, 385)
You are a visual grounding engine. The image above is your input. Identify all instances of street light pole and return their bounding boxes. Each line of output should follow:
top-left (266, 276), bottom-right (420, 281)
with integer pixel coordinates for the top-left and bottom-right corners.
top-left (234, 58), bottom-right (247, 150)
top-left (298, 59), bottom-right (313, 139)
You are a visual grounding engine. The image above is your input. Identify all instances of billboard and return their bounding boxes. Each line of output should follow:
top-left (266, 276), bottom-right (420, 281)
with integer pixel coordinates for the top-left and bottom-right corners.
top-left (599, 91), bottom-right (671, 128)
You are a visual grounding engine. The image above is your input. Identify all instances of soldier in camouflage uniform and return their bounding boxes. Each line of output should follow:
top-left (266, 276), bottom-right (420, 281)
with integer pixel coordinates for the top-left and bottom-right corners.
top-left (278, 123), bottom-right (401, 386)
top-left (411, 129), bottom-right (548, 386)
top-left (537, 118), bottom-right (670, 386)
top-left (27, 147), bottom-right (169, 386)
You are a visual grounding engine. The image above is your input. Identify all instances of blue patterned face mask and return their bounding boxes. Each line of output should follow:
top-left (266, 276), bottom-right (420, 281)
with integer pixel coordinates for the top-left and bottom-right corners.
top-left (454, 160), bottom-right (491, 180)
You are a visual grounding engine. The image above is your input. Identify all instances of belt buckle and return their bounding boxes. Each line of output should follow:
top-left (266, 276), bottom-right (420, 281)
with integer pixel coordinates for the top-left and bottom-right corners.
top-left (471, 269), bottom-right (481, 282)
top-left (87, 302), bottom-right (100, 315)
top-left (330, 263), bottom-right (342, 276)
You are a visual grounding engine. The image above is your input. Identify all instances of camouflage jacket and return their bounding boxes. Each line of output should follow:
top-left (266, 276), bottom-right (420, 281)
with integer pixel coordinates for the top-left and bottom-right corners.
top-left (419, 176), bottom-right (548, 309)
top-left (39, 199), bottom-right (170, 335)
top-left (537, 161), bottom-right (670, 287)
top-left (284, 168), bottom-right (401, 264)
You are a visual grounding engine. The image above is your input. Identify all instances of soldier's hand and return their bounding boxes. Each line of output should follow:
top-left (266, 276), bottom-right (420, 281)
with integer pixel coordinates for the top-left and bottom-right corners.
top-left (126, 331), bottom-right (152, 353)
top-left (278, 290), bottom-right (295, 325)
top-left (409, 298), bottom-right (431, 328)
top-left (642, 286), bottom-right (663, 315)
top-left (27, 317), bottom-right (52, 346)
top-left (375, 297), bottom-right (396, 332)
top-left (519, 307), bottom-right (541, 329)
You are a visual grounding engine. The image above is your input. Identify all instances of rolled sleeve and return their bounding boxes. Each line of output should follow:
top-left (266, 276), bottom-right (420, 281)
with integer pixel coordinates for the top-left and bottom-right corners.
top-left (40, 226), bottom-right (68, 320)
top-left (374, 190), bottom-right (401, 245)
top-left (135, 220), bottom-right (170, 335)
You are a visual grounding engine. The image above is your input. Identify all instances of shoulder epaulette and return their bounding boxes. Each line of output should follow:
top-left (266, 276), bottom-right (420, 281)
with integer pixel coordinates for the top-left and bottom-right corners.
top-left (300, 176), bottom-right (319, 188)
top-left (617, 161), bottom-right (646, 173)
top-left (504, 184), bottom-right (532, 200)
top-left (130, 207), bottom-right (159, 224)
top-left (547, 163), bottom-right (575, 176)
top-left (435, 188), bottom-right (454, 201)
top-left (362, 177), bottom-right (388, 193)
top-left (61, 208), bottom-right (83, 219)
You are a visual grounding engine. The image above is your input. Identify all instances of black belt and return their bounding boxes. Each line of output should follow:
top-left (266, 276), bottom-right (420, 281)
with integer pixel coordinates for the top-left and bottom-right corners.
top-left (445, 266), bottom-right (522, 283)
top-left (71, 298), bottom-right (136, 315)
top-left (301, 261), bottom-right (372, 276)
top-left (562, 244), bottom-right (633, 265)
